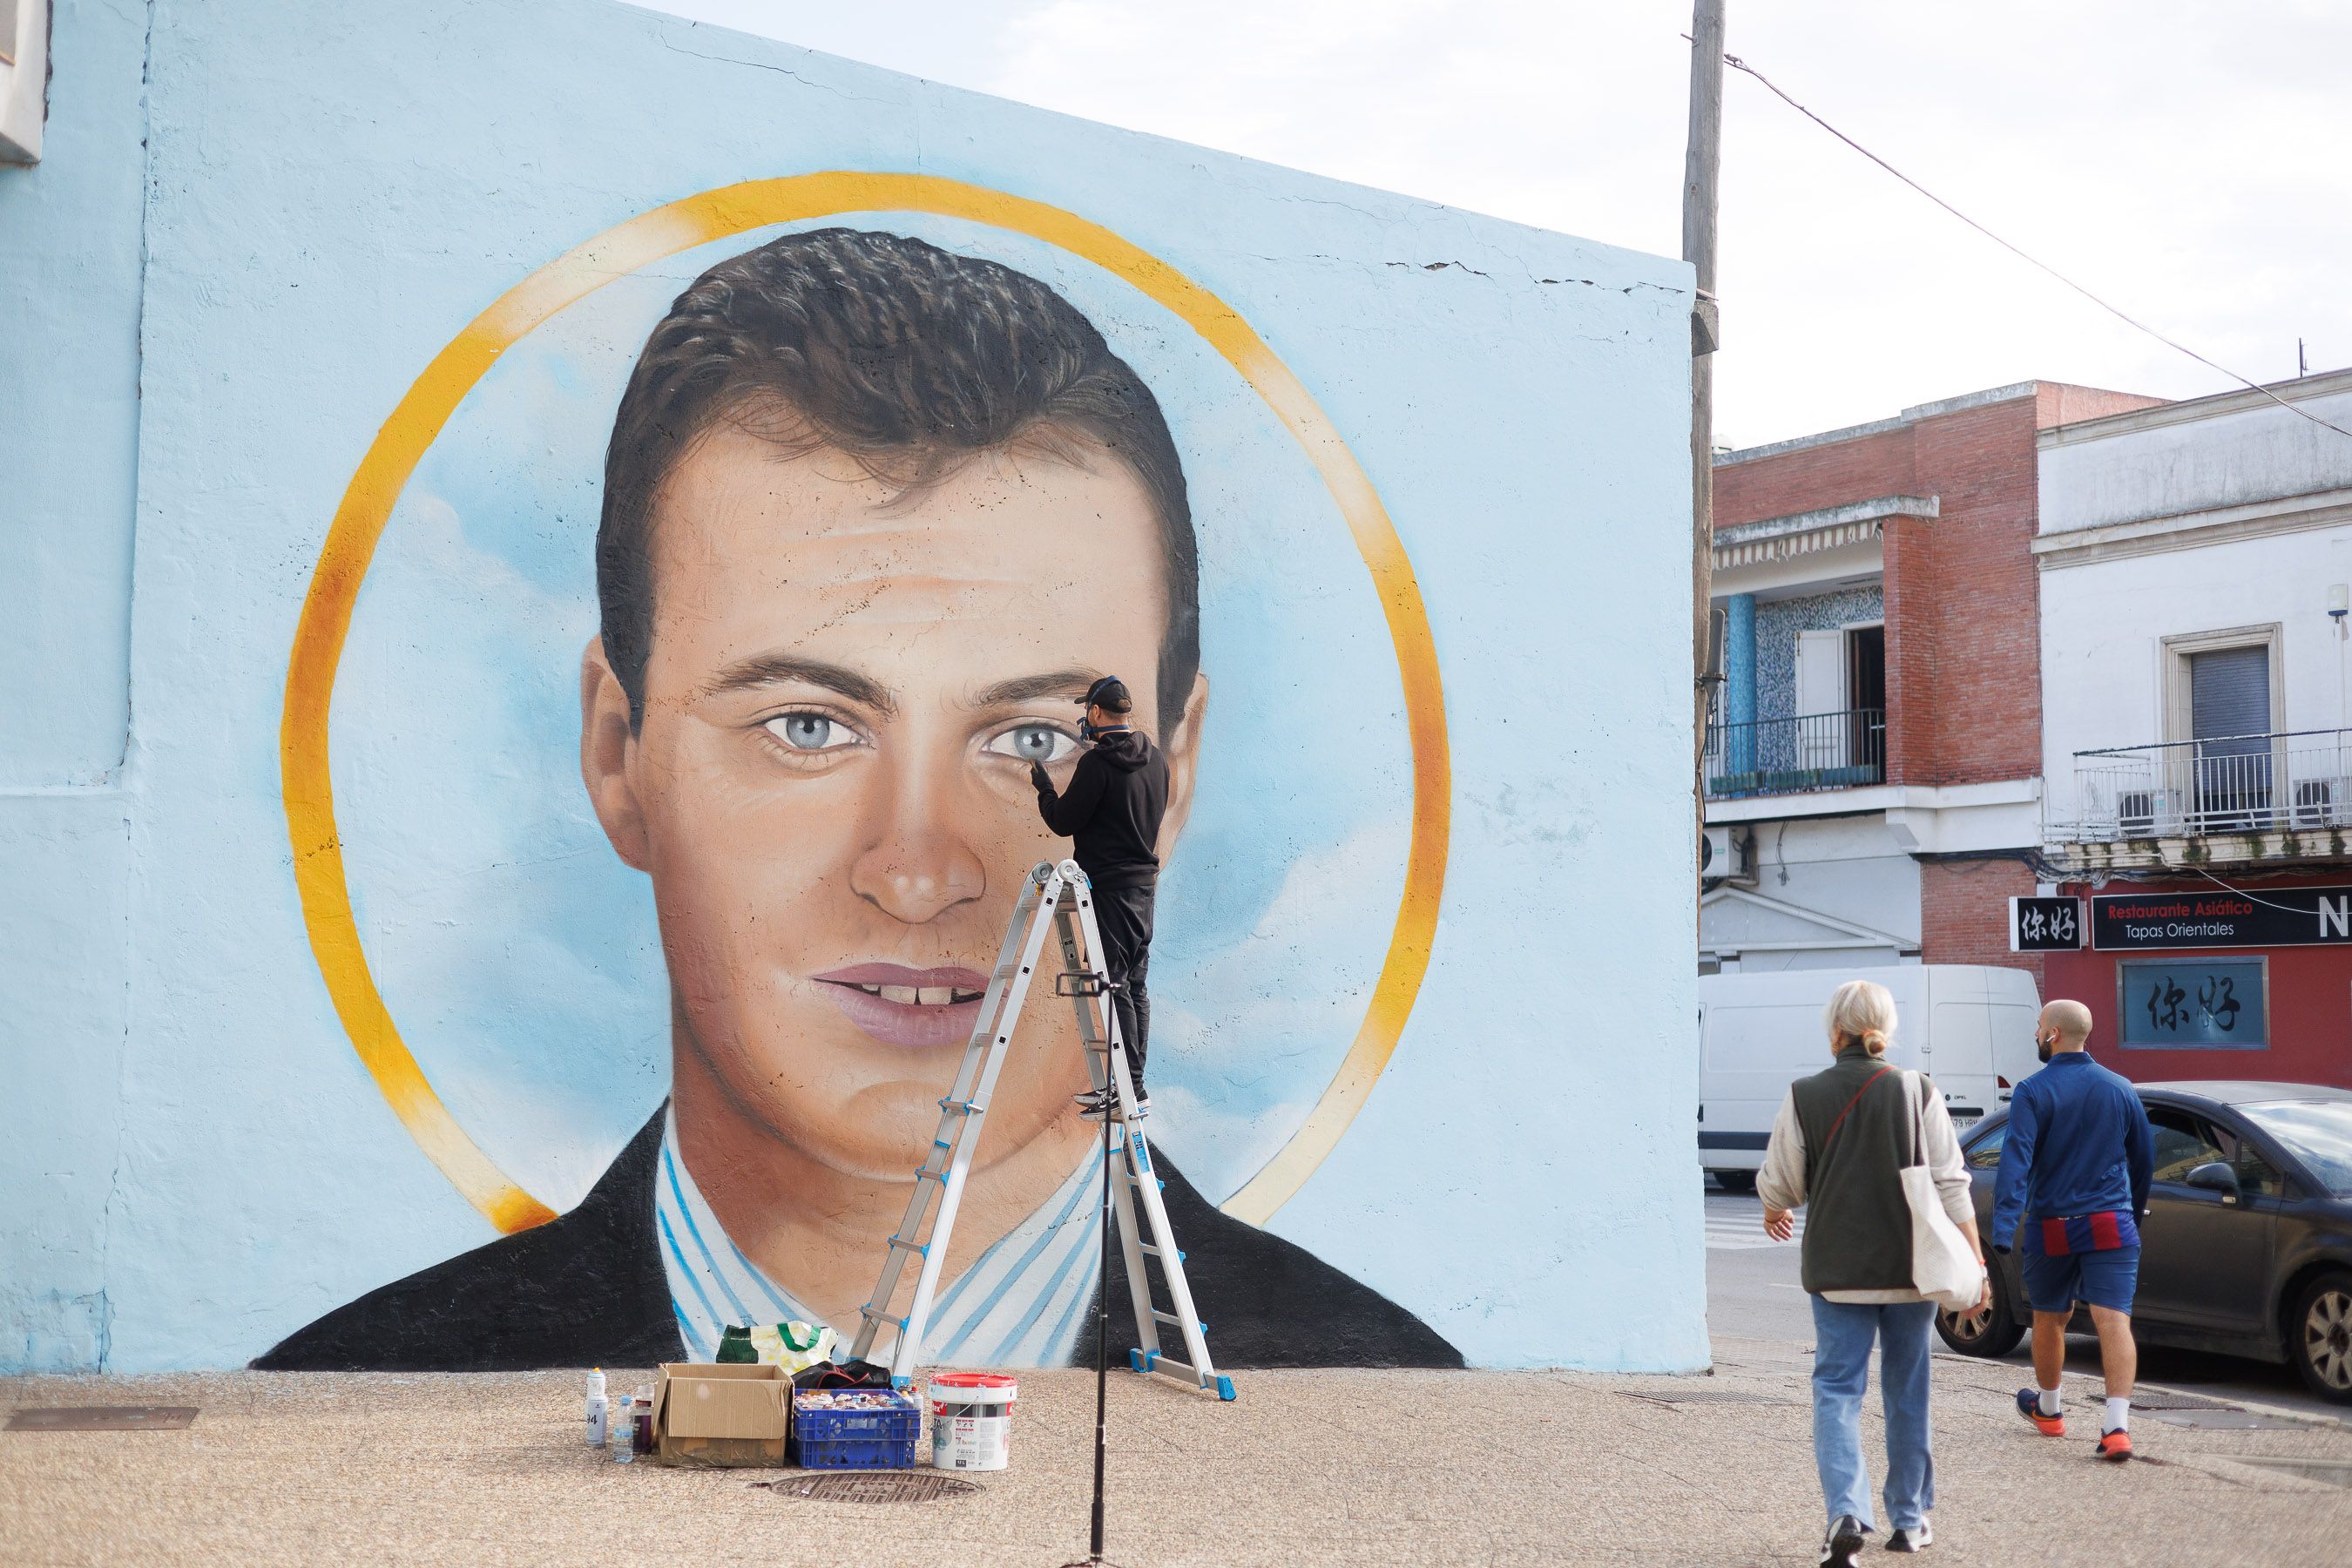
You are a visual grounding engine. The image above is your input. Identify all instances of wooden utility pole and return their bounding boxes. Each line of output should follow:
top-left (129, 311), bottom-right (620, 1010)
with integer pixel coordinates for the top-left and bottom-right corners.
top-left (1684, 1), bottom-right (1725, 901)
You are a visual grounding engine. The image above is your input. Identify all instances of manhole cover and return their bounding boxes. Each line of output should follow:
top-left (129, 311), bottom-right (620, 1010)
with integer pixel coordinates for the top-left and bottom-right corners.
top-left (1620, 1389), bottom-right (1795, 1407)
top-left (2227, 1456), bottom-right (2352, 1489)
top-left (759, 1472), bottom-right (983, 1504)
top-left (6, 1407), bottom-right (198, 1432)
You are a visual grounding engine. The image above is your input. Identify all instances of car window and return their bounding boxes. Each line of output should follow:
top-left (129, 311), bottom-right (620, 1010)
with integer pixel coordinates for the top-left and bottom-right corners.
top-left (2146, 1108), bottom-right (2227, 1184)
top-left (1965, 1123), bottom-right (2006, 1171)
top-left (2204, 1124), bottom-right (2287, 1199)
top-left (2242, 1100), bottom-right (2352, 1200)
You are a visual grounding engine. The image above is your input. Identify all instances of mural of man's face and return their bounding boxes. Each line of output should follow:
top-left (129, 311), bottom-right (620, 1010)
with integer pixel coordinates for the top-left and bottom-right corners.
top-left (582, 424), bottom-right (1205, 1179)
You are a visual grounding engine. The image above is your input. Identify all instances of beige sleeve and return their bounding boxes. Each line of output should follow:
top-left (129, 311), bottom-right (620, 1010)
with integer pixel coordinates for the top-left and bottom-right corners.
top-left (1755, 1090), bottom-right (1808, 1212)
top-left (1915, 1077), bottom-right (1976, 1227)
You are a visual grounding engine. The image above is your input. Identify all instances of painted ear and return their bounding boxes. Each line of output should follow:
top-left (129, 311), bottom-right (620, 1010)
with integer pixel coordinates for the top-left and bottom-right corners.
top-left (579, 638), bottom-right (651, 872)
top-left (1156, 672), bottom-right (1210, 862)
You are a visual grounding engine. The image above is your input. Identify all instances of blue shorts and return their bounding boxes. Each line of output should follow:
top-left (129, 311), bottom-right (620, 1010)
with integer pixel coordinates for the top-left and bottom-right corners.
top-left (2020, 1245), bottom-right (2139, 1314)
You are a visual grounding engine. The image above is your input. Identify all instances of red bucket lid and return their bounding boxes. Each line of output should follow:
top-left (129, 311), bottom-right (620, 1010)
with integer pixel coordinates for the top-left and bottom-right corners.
top-left (930, 1371), bottom-right (1017, 1401)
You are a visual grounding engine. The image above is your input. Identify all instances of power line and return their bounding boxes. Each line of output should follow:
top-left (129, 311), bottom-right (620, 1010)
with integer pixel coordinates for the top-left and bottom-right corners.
top-left (1700, 43), bottom-right (2352, 443)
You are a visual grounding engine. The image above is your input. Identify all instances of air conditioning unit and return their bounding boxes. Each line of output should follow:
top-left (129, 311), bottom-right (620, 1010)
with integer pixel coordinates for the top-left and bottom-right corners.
top-left (1701, 825), bottom-right (1750, 882)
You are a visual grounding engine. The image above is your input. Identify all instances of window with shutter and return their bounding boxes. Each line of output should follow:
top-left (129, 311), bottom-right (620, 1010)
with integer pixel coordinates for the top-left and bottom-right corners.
top-left (2189, 645), bottom-right (2272, 747)
top-left (2187, 644), bottom-right (2273, 820)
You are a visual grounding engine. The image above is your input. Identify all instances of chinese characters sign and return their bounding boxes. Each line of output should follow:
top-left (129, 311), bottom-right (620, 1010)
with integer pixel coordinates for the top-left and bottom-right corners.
top-left (2118, 958), bottom-right (2266, 1048)
top-left (2010, 896), bottom-right (2084, 952)
top-left (2090, 886), bottom-right (2352, 950)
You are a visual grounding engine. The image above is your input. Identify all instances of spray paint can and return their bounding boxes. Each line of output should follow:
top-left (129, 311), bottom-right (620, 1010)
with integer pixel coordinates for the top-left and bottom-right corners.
top-left (585, 1369), bottom-right (608, 1449)
top-left (632, 1385), bottom-right (656, 1455)
top-left (610, 1396), bottom-right (635, 1463)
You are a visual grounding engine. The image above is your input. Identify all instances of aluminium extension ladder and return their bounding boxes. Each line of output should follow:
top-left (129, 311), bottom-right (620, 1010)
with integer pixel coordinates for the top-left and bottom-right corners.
top-left (846, 859), bottom-right (1235, 1401)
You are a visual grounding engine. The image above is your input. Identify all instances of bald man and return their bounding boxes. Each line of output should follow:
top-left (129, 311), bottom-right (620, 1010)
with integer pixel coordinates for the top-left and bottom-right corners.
top-left (1991, 1001), bottom-right (2154, 1460)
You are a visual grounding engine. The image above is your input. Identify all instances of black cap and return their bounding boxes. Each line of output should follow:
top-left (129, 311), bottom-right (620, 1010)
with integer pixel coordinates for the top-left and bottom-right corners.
top-left (1078, 676), bottom-right (1132, 713)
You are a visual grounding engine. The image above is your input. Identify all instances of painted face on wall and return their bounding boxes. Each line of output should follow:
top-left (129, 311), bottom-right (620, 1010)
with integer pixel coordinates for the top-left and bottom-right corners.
top-left (581, 423), bottom-right (1204, 1179)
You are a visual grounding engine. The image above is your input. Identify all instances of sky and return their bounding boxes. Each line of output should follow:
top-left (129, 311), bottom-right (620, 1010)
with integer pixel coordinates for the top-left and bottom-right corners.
top-left (628, 0), bottom-right (2351, 449)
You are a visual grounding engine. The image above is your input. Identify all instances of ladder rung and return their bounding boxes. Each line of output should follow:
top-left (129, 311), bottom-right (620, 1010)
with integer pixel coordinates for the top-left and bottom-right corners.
top-left (859, 1307), bottom-right (906, 1328)
top-left (1149, 1311), bottom-right (1206, 1334)
top-left (887, 1234), bottom-right (928, 1256)
top-left (939, 1097), bottom-right (987, 1115)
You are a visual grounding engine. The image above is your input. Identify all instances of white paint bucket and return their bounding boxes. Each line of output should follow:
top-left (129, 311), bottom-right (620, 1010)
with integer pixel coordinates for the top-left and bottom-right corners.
top-left (928, 1372), bottom-right (1017, 1471)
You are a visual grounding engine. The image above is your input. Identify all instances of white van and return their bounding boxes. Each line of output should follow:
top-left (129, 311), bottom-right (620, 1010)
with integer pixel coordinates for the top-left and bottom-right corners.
top-left (1697, 965), bottom-right (2043, 1191)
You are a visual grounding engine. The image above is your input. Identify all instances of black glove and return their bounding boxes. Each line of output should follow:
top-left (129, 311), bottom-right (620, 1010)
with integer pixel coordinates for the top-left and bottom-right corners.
top-left (1029, 760), bottom-right (1051, 790)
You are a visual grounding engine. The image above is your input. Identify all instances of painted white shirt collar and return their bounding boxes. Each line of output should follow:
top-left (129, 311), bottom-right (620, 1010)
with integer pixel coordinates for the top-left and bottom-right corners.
top-left (652, 1106), bottom-right (1104, 1368)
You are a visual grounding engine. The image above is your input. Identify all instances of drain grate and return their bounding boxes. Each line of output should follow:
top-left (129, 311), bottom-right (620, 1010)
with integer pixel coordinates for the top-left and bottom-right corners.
top-left (2227, 1456), bottom-right (2352, 1489)
top-left (1620, 1389), bottom-right (1796, 1408)
top-left (758, 1472), bottom-right (983, 1504)
top-left (6, 1406), bottom-right (198, 1432)
top-left (2127, 1391), bottom-right (2242, 1412)
top-left (2146, 1408), bottom-right (2308, 1431)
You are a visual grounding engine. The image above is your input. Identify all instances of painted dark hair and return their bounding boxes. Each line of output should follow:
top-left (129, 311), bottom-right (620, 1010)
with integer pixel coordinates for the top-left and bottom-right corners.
top-left (597, 226), bottom-right (1200, 730)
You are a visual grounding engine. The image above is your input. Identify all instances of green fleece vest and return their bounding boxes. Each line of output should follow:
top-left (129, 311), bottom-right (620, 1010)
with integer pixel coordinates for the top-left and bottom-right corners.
top-left (1791, 1049), bottom-right (1926, 1294)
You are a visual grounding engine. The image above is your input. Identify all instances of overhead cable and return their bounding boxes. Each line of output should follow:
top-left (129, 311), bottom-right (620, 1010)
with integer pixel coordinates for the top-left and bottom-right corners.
top-left (1701, 44), bottom-right (2352, 443)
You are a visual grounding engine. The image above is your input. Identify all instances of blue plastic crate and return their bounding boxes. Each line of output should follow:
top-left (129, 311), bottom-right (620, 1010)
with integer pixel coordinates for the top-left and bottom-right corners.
top-left (793, 1391), bottom-right (920, 1470)
top-left (799, 1433), bottom-right (919, 1470)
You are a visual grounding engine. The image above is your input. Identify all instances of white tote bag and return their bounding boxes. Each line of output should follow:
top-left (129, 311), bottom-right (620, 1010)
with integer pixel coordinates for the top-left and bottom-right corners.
top-left (1900, 1074), bottom-right (1982, 1311)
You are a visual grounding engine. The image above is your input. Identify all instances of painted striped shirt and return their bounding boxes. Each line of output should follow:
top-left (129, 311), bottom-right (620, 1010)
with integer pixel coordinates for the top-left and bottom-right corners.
top-left (653, 1107), bottom-right (1104, 1368)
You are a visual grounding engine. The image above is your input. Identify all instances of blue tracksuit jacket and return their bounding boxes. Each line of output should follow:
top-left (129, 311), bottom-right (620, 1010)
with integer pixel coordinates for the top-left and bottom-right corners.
top-left (1990, 1052), bottom-right (2154, 1254)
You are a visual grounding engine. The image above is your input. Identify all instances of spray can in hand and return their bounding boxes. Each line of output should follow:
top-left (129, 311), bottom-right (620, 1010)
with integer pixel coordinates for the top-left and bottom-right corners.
top-left (585, 1369), bottom-right (608, 1449)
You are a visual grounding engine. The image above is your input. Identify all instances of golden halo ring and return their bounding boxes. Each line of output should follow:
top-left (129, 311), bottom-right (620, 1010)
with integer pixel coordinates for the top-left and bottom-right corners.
top-left (279, 172), bottom-right (1450, 1233)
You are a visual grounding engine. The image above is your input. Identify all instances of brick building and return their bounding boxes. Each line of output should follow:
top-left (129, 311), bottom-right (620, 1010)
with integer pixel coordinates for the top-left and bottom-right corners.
top-left (1699, 382), bottom-right (2160, 983)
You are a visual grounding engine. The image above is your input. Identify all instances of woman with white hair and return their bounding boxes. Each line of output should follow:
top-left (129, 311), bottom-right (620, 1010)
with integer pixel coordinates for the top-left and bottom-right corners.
top-left (1757, 979), bottom-right (1986, 1565)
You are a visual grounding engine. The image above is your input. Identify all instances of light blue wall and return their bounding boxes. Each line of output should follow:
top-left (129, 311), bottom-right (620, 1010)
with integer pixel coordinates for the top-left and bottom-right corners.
top-left (0, 0), bottom-right (150, 1373)
top-left (3, 0), bottom-right (1702, 1373)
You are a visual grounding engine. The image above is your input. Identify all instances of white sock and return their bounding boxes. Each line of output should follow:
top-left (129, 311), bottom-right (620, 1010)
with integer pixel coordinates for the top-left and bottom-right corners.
top-left (2038, 1387), bottom-right (2061, 1417)
top-left (2105, 1396), bottom-right (2129, 1432)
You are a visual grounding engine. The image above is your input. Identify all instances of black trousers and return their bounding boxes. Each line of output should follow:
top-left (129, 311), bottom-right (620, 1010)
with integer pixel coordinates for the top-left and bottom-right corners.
top-left (1092, 880), bottom-right (1154, 1087)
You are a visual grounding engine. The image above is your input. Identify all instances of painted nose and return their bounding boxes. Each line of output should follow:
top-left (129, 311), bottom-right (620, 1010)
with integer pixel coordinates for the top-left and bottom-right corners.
top-left (849, 781), bottom-right (987, 926)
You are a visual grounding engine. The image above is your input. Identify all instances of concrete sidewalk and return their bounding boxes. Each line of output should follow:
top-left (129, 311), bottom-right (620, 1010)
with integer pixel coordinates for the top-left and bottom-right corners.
top-left (5, 1342), bottom-right (2349, 1565)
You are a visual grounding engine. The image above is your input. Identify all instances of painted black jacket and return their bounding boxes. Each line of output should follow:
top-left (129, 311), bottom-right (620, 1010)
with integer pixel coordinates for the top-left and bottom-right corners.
top-left (253, 1112), bottom-right (1463, 1372)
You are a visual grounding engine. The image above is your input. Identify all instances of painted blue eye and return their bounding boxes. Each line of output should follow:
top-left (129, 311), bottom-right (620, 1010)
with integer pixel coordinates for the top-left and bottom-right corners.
top-left (768, 713), bottom-right (838, 750)
top-left (987, 725), bottom-right (1078, 764)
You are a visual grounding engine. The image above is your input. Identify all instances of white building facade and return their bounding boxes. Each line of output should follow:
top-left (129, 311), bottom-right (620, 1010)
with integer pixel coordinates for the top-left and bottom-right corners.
top-left (2037, 368), bottom-right (2352, 1085)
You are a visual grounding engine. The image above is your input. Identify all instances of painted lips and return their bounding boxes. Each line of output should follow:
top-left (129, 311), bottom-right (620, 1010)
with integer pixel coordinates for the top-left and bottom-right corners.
top-left (814, 963), bottom-right (990, 1051)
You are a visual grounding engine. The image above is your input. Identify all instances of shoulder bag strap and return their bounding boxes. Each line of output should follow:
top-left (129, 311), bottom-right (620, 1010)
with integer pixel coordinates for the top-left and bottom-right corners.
top-left (1820, 1064), bottom-right (1894, 1154)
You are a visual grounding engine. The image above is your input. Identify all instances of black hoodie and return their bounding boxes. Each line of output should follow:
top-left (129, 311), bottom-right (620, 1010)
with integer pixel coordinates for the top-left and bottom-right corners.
top-left (1032, 727), bottom-right (1167, 889)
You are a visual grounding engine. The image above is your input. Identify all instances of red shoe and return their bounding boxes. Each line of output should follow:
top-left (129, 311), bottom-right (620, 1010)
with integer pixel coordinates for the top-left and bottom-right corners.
top-left (2016, 1387), bottom-right (2065, 1436)
top-left (2096, 1428), bottom-right (2132, 1462)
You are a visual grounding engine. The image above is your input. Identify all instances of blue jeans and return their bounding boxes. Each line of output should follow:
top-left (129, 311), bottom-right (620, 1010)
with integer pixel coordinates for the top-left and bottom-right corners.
top-left (1809, 1296), bottom-right (1936, 1532)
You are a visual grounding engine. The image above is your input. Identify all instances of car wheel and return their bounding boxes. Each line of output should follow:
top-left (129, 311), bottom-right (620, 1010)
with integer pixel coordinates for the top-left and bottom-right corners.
top-left (2288, 1271), bottom-right (2352, 1404)
top-left (1937, 1259), bottom-right (2024, 1358)
top-left (1713, 1170), bottom-right (1756, 1194)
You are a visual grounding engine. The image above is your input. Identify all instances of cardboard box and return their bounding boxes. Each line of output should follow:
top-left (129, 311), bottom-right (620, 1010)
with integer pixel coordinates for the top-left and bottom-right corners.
top-left (650, 1362), bottom-right (791, 1468)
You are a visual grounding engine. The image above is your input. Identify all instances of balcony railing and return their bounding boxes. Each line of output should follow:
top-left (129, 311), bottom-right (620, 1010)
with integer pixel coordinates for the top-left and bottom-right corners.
top-left (2057, 727), bottom-right (2352, 841)
top-left (1705, 708), bottom-right (1886, 800)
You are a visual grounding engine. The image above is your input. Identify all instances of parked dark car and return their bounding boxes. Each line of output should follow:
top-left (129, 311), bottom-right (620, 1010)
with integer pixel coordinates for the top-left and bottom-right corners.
top-left (1935, 1081), bottom-right (2352, 1402)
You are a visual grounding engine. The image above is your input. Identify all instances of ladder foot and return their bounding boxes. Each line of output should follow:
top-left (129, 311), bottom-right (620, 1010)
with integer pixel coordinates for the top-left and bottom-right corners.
top-left (1127, 1348), bottom-right (1159, 1375)
top-left (1215, 1375), bottom-right (1236, 1402)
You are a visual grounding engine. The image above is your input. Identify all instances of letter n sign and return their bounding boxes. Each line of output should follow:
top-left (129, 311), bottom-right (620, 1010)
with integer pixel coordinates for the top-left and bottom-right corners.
top-left (2011, 896), bottom-right (2085, 953)
top-left (2323, 896), bottom-right (2352, 942)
